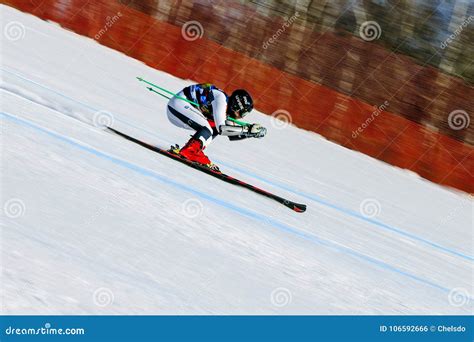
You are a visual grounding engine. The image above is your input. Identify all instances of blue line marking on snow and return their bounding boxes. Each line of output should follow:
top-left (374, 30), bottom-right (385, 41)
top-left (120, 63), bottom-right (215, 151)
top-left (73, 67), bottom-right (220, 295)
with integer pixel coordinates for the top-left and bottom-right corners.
top-left (3, 111), bottom-right (471, 301)
top-left (3, 67), bottom-right (472, 262)
top-left (212, 161), bottom-right (474, 262)
top-left (1, 67), bottom-right (161, 139)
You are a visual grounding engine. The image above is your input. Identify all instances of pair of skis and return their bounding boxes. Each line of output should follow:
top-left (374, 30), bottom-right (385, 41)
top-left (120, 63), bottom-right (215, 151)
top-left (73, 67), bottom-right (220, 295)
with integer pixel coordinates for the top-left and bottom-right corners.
top-left (107, 127), bottom-right (306, 213)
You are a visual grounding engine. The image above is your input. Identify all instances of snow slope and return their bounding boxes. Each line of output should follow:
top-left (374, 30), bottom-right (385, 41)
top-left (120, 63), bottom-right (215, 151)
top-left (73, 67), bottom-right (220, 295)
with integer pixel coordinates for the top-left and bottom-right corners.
top-left (1, 5), bottom-right (473, 314)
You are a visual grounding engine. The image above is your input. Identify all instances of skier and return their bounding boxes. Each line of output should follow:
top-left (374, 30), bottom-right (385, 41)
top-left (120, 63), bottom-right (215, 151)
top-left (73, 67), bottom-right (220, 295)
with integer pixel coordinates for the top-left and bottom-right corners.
top-left (166, 83), bottom-right (267, 171)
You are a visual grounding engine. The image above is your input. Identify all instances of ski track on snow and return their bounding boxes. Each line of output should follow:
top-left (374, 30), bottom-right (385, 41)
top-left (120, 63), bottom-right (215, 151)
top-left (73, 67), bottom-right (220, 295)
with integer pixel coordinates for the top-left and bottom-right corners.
top-left (1, 66), bottom-right (472, 263)
top-left (2, 111), bottom-right (472, 304)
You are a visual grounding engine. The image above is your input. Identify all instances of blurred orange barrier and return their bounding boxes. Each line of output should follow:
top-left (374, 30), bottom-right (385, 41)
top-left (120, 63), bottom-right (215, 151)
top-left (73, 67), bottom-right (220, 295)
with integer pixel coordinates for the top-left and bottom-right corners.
top-left (5, 0), bottom-right (473, 193)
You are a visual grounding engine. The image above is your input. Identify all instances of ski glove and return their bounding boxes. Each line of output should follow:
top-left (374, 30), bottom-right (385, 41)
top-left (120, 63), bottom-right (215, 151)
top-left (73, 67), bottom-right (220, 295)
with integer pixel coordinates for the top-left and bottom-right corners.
top-left (247, 124), bottom-right (267, 138)
top-left (220, 123), bottom-right (267, 139)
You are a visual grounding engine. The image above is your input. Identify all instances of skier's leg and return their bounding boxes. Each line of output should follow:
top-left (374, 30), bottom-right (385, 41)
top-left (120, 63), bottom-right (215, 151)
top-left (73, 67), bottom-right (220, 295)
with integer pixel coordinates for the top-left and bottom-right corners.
top-left (167, 95), bottom-right (216, 165)
top-left (167, 93), bottom-right (214, 147)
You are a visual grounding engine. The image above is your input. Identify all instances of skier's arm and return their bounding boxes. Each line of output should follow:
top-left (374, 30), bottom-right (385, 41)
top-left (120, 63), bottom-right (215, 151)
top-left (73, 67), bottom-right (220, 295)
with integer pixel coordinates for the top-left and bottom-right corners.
top-left (223, 123), bottom-right (267, 140)
top-left (210, 90), bottom-right (266, 138)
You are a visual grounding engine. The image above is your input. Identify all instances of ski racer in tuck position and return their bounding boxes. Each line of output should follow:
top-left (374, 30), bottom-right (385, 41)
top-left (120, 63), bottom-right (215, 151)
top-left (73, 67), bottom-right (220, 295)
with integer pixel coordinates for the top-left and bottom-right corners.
top-left (166, 83), bottom-right (267, 171)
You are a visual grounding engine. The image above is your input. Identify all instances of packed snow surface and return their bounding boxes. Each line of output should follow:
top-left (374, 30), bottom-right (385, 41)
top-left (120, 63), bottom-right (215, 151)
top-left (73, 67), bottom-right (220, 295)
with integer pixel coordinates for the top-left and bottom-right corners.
top-left (1, 5), bottom-right (472, 314)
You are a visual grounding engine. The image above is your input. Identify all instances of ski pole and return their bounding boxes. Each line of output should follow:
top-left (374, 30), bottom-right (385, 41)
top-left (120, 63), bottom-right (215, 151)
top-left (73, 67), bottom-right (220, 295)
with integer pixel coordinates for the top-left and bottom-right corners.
top-left (138, 77), bottom-right (199, 106)
top-left (146, 87), bottom-right (171, 100)
top-left (226, 117), bottom-right (251, 126)
top-left (137, 77), bottom-right (176, 97)
top-left (138, 77), bottom-right (251, 126)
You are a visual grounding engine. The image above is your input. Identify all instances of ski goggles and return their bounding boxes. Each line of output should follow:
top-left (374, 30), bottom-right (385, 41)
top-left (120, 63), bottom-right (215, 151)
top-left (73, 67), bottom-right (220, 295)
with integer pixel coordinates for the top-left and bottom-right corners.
top-left (230, 103), bottom-right (252, 118)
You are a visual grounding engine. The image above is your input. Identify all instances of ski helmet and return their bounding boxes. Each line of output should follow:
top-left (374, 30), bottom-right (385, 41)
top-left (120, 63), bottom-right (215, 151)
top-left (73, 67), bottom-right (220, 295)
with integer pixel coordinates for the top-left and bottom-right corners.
top-left (228, 89), bottom-right (253, 118)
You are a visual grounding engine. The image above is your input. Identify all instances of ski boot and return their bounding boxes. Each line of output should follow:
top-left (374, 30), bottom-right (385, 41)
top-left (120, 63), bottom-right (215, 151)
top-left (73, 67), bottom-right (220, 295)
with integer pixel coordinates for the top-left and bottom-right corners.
top-left (179, 138), bottom-right (220, 172)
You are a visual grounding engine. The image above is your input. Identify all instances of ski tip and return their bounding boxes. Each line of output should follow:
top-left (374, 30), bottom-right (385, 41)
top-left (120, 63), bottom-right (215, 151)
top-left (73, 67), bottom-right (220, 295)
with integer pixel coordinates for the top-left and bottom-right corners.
top-left (293, 203), bottom-right (307, 213)
top-left (282, 199), bottom-right (306, 213)
top-left (283, 200), bottom-right (306, 213)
